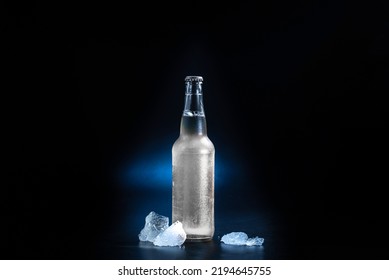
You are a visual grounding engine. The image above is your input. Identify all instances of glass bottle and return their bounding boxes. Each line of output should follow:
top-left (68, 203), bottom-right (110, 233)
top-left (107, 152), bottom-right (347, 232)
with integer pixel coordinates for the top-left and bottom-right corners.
top-left (172, 76), bottom-right (215, 242)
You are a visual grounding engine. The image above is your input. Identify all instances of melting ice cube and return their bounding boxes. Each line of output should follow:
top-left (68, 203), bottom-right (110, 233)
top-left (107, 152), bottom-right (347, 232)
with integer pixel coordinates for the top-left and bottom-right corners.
top-left (153, 221), bottom-right (187, 247)
top-left (221, 232), bottom-right (249, 245)
top-left (221, 232), bottom-right (264, 246)
top-left (138, 211), bottom-right (169, 242)
top-left (245, 236), bottom-right (265, 246)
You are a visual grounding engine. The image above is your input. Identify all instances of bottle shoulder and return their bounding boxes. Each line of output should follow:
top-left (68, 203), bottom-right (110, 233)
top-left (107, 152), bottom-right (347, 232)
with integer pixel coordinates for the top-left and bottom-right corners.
top-left (172, 135), bottom-right (215, 154)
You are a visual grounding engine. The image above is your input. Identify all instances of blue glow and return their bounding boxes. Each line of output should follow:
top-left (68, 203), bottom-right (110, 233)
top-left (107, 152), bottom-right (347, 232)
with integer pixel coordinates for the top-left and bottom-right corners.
top-left (119, 139), bottom-right (237, 190)
top-left (124, 150), bottom-right (172, 188)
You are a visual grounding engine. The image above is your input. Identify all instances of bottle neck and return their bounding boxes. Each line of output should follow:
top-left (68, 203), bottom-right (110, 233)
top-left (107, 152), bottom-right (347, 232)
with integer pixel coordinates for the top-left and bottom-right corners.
top-left (180, 79), bottom-right (207, 136)
top-left (180, 115), bottom-right (207, 136)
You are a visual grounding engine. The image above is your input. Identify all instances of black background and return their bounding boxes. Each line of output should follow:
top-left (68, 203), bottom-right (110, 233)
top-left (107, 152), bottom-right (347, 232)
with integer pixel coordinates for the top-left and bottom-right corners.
top-left (3, 0), bottom-right (388, 260)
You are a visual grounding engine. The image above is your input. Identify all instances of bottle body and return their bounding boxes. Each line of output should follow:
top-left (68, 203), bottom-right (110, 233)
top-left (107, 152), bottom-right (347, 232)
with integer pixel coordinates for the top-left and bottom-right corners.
top-left (172, 129), bottom-right (215, 241)
top-left (172, 76), bottom-right (215, 242)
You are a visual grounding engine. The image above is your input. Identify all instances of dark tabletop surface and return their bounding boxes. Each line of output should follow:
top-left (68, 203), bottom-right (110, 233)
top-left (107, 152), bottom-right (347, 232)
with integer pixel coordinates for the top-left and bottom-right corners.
top-left (90, 189), bottom-right (389, 260)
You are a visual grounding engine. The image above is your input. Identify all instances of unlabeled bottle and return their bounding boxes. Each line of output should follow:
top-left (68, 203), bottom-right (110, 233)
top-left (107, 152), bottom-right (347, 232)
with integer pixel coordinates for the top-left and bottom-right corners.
top-left (172, 76), bottom-right (215, 242)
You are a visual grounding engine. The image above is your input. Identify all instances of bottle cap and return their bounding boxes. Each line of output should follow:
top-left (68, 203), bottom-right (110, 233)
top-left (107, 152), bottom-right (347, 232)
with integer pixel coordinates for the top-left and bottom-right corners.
top-left (185, 76), bottom-right (203, 82)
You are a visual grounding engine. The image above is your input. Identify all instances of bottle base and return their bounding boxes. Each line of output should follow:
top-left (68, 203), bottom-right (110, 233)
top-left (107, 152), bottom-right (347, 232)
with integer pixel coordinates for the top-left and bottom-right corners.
top-left (185, 235), bottom-right (213, 242)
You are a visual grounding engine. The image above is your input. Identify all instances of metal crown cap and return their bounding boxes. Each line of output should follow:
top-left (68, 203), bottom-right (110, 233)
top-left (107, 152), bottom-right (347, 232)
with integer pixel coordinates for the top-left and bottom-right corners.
top-left (185, 76), bottom-right (203, 82)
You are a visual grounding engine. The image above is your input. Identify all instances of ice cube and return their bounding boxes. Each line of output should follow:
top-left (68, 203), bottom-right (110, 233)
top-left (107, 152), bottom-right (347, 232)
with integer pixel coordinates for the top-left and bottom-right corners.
top-left (153, 221), bottom-right (187, 247)
top-left (221, 231), bottom-right (264, 246)
top-left (221, 232), bottom-right (249, 245)
top-left (246, 236), bottom-right (265, 246)
top-left (138, 211), bottom-right (169, 242)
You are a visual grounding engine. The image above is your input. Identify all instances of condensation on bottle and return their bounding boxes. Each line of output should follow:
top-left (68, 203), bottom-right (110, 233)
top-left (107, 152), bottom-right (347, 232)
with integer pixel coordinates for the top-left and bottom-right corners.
top-left (172, 75), bottom-right (215, 242)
